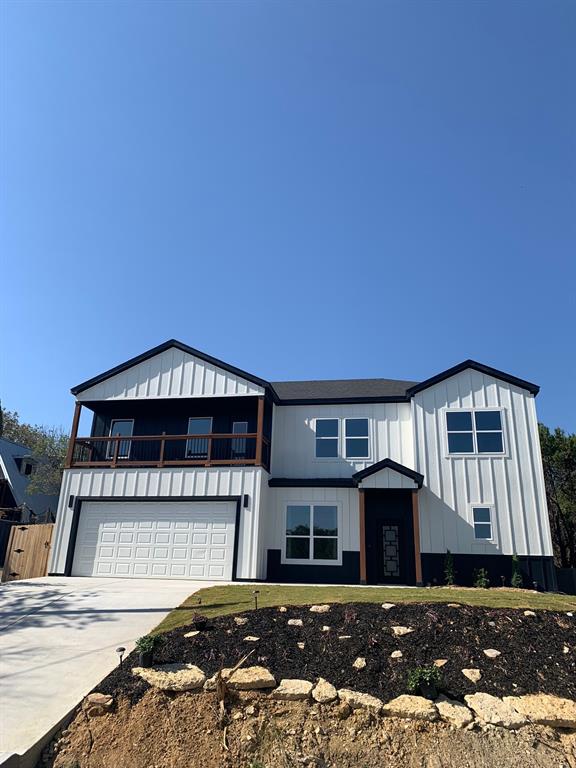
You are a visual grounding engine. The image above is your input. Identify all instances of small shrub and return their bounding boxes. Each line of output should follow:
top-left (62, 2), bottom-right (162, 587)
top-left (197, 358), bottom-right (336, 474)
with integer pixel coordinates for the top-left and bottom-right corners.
top-left (135, 634), bottom-right (163, 653)
top-left (511, 555), bottom-right (523, 588)
top-left (407, 665), bottom-right (442, 694)
top-left (444, 549), bottom-right (456, 586)
top-left (473, 568), bottom-right (490, 589)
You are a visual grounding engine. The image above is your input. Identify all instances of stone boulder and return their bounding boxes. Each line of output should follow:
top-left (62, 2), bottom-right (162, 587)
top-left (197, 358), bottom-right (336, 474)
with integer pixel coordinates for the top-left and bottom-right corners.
top-left (382, 695), bottom-right (438, 722)
top-left (462, 668), bottom-right (482, 683)
top-left (133, 663), bottom-right (206, 692)
top-left (184, 630), bottom-right (200, 638)
top-left (309, 604), bottom-right (330, 613)
top-left (234, 616), bottom-right (249, 625)
top-left (464, 693), bottom-right (528, 729)
top-left (84, 693), bottom-right (114, 718)
top-left (483, 649), bottom-right (501, 658)
top-left (381, 603), bottom-right (396, 610)
top-left (391, 626), bottom-right (414, 637)
top-left (503, 694), bottom-right (576, 729)
top-left (338, 689), bottom-right (383, 713)
top-left (287, 618), bottom-right (303, 627)
top-left (227, 666), bottom-right (276, 690)
top-left (435, 695), bottom-right (474, 728)
top-left (352, 657), bottom-right (366, 670)
top-left (312, 678), bottom-right (338, 704)
top-left (271, 679), bottom-right (313, 701)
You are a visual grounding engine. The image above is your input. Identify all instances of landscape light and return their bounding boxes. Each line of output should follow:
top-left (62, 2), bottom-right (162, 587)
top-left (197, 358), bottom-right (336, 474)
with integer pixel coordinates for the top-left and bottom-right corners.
top-left (252, 590), bottom-right (260, 610)
top-left (116, 647), bottom-right (126, 667)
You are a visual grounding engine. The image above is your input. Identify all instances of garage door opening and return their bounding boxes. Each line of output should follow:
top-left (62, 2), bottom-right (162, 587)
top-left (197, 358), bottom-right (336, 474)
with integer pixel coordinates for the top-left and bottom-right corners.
top-left (71, 501), bottom-right (237, 580)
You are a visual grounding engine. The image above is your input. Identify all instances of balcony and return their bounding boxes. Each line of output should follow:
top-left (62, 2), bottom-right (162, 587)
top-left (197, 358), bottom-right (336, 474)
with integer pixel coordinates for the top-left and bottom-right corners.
top-left (69, 431), bottom-right (270, 469)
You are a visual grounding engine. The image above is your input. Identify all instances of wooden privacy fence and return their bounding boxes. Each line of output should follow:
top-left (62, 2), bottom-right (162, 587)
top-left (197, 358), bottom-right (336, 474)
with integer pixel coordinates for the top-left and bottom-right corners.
top-left (1, 523), bottom-right (54, 582)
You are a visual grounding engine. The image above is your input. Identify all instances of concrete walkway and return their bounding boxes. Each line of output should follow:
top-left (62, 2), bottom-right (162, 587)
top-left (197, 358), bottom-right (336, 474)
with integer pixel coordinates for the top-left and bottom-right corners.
top-left (0, 577), bottom-right (210, 762)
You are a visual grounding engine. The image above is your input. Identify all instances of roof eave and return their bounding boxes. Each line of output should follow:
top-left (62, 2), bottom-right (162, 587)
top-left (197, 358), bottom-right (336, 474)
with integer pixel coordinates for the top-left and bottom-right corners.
top-left (406, 360), bottom-right (540, 397)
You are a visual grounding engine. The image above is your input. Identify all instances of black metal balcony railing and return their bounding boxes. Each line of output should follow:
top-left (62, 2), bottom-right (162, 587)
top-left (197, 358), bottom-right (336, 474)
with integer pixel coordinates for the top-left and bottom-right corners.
top-left (70, 432), bottom-right (270, 469)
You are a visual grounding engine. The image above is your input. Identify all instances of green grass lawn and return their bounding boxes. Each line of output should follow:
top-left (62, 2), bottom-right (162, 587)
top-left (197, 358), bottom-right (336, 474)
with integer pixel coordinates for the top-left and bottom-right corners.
top-left (154, 583), bottom-right (576, 634)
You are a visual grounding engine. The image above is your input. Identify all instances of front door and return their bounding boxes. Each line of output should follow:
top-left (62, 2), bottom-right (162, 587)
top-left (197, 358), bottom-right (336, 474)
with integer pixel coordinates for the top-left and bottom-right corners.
top-left (364, 490), bottom-right (415, 585)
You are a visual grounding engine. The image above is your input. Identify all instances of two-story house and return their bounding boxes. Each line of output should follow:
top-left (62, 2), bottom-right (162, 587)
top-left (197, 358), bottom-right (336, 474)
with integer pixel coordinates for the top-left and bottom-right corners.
top-left (49, 340), bottom-right (556, 590)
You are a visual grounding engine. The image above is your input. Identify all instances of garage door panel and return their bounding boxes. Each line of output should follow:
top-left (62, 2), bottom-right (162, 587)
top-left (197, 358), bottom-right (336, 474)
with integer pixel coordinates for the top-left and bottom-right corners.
top-left (72, 501), bottom-right (235, 580)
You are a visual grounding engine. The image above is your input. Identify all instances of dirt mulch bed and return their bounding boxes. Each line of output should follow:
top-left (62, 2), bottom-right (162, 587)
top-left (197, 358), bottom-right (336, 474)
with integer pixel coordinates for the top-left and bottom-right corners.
top-left (50, 689), bottom-right (576, 768)
top-left (97, 602), bottom-right (576, 704)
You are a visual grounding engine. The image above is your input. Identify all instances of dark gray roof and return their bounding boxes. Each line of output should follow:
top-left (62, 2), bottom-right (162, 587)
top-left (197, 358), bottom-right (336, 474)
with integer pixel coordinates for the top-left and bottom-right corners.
top-left (271, 378), bottom-right (417, 402)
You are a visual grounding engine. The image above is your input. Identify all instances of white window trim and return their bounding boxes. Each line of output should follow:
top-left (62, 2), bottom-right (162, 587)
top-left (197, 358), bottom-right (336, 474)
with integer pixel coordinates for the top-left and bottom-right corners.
top-left (314, 418), bottom-right (340, 460)
top-left (281, 502), bottom-right (342, 566)
top-left (444, 408), bottom-right (507, 458)
top-left (343, 417), bottom-right (370, 459)
top-left (313, 417), bottom-right (371, 462)
top-left (471, 504), bottom-right (495, 542)
top-left (106, 419), bottom-right (134, 459)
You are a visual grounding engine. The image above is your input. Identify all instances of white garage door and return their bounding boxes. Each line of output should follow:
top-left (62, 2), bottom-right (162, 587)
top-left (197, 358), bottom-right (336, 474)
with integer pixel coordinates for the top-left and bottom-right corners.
top-left (72, 501), bottom-right (236, 580)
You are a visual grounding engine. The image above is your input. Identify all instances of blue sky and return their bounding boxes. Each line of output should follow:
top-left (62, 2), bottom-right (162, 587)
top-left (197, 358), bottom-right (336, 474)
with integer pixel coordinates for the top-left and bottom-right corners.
top-left (2, 0), bottom-right (575, 432)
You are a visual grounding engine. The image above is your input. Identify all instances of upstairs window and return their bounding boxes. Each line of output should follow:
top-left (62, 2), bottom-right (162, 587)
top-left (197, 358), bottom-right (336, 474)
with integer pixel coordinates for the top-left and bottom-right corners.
top-left (285, 504), bottom-right (339, 562)
top-left (231, 421), bottom-right (248, 459)
top-left (446, 410), bottom-right (504, 454)
top-left (107, 419), bottom-right (134, 459)
top-left (473, 507), bottom-right (493, 540)
top-left (315, 419), bottom-right (339, 458)
top-left (344, 418), bottom-right (369, 458)
top-left (186, 417), bottom-right (213, 459)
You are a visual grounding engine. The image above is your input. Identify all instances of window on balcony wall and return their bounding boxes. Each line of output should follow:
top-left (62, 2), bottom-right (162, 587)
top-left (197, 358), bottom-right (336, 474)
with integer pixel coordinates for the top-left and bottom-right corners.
top-left (106, 419), bottom-right (134, 459)
top-left (186, 417), bottom-right (213, 459)
top-left (231, 421), bottom-right (248, 459)
top-left (446, 410), bottom-right (504, 455)
top-left (285, 504), bottom-right (339, 562)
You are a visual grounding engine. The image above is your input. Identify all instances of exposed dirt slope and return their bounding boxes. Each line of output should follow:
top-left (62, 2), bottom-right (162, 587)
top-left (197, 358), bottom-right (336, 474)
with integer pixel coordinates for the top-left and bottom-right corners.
top-left (49, 689), bottom-right (576, 768)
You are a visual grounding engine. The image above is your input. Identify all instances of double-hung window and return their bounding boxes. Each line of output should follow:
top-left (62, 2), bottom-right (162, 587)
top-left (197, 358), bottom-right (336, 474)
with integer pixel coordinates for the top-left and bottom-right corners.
top-left (472, 507), bottom-right (493, 540)
top-left (285, 504), bottom-right (339, 562)
top-left (315, 417), bottom-right (370, 459)
top-left (315, 419), bottom-right (339, 458)
top-left (446, 410), bottom-right (504, 454)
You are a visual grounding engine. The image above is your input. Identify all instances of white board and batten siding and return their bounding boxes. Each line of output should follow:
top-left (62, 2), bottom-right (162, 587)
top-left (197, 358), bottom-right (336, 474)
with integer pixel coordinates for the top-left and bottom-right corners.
top-left (75, 347), bottom-right (265, 401)
top-left (270, 402), bottom-right (414, 478)
top-left (412, 369), bottom-right (553, 558)
top-left (357, 467), bottom-right (419, 490)
top-left (50, 467), bottom-right (268, 579)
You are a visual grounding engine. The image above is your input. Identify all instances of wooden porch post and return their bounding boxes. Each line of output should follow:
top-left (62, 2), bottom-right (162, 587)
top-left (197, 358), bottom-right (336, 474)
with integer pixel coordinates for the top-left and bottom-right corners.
top-left (255, 396), bottom-right (265, 466)
top-left (359, 489), bottom-right (367, 584)
top-left (412, 489), bottom-right (423, 586)
top-left (64, 402), bottom-right (82, 468)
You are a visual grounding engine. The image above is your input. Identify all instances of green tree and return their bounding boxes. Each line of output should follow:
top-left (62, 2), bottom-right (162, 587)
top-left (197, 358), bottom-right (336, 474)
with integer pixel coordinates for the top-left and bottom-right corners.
top-left (0, 406), bottom-right (69, 496)
top-left (539, 424), bottom-right (576, 568)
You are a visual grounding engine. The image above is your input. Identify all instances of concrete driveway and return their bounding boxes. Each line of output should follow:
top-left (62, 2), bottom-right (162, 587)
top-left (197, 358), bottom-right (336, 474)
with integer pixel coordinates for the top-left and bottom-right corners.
top-left (0, 577), bottom-right (212, 763)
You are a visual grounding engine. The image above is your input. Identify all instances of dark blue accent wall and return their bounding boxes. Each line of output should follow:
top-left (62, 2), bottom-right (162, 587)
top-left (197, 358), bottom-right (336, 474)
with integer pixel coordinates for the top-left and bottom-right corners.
top-left (266, 550), bottom-right (360, 584)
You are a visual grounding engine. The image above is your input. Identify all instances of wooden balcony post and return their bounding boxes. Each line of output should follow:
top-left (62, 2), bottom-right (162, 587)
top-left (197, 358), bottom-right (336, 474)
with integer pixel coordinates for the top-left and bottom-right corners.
top-left (206, 436), bottom-right (213, 466)
top-left (359, 489), bottom-right (367, 584)
top-left (255, 396), bottom-right (265, 466)
top-left (412, 490), bottom-right (423, 586)
top-left (159, 433), bottom-right (166, 467)
top-left (112, 438), bottom-right (120, 468)
top-left (65, 402), bottom-right (82, 468)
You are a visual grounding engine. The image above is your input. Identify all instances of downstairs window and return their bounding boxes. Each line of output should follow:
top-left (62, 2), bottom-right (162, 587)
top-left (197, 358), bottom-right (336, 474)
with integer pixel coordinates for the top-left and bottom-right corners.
top-left (285, 504), bottom-right (339, 562)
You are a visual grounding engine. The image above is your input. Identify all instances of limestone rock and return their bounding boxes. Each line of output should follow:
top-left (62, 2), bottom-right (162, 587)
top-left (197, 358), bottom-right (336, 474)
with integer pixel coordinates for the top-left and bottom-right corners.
top-left (434, 659), bottom-right (448, 667)
top-left (309, 604), bottom-right (330, 613)
top-left (523, 610), bottom-right (536, 617)
top-left (462, 668), bottom-right (482, 683)
top-left (243, 636), bottom-right (260, 642)
top-left (227, 666), bottom-right (276, 690)
top-left (234, 616), bottom-right (249, 625)
top-left (297, 642), bottom-right (305, 649)
top-left (391, 626), bottom-right (414, 637)
top-left (133, 663), bottom-right (206, 692)
top-left (352, 657), bottom-right (367, 670)
top-left (435, 695), bottom-right (474, 728)
top-left (335, 701), bottom-right (352, 719)
top-left (312, 678), bottom-right (338, 704)
top-left (278, 606), bottom-right (288, 612)
top-left (464, 693), bottom-right (528, 729)
top-left (563, 645), bottom-right (569, 654)
top-left (483, 648), bottom-right (501, 658)
top-left (184, 630), bottom-right (200, 638)
top-left (321, 625), bottom-right (331, 632)
top-left (288, 618), bottom-right (303, 627)
top-left (503, 694), bottom-right (576, 729)
top-left (338, 635), bottom-right (352, 640)
top-left (271, 679), bottom-right (313, 701)
top-left (338, 688), bottom-right (383, 713)
top-left (447, 603), bottom-right (461, 608)
top-left (390, 650), bottom-right (403, 659)
top-left (85, 692), bottom-right (113, 717)
top-left (383, 695), bottom-right (438, 722)
top-left (381, 603), bottom-right (396, 610)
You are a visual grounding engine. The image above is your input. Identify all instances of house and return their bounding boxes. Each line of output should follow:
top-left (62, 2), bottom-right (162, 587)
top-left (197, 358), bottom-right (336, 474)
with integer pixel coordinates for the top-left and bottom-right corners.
top-left (0, 437), bottom-right (59, 523)
top-left (49, 340), bottom-right (555, 590)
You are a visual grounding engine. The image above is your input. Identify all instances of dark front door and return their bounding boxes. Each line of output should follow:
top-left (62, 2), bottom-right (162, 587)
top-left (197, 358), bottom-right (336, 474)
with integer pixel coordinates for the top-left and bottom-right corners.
top-left (365, 490), bottom-right (415, 585)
